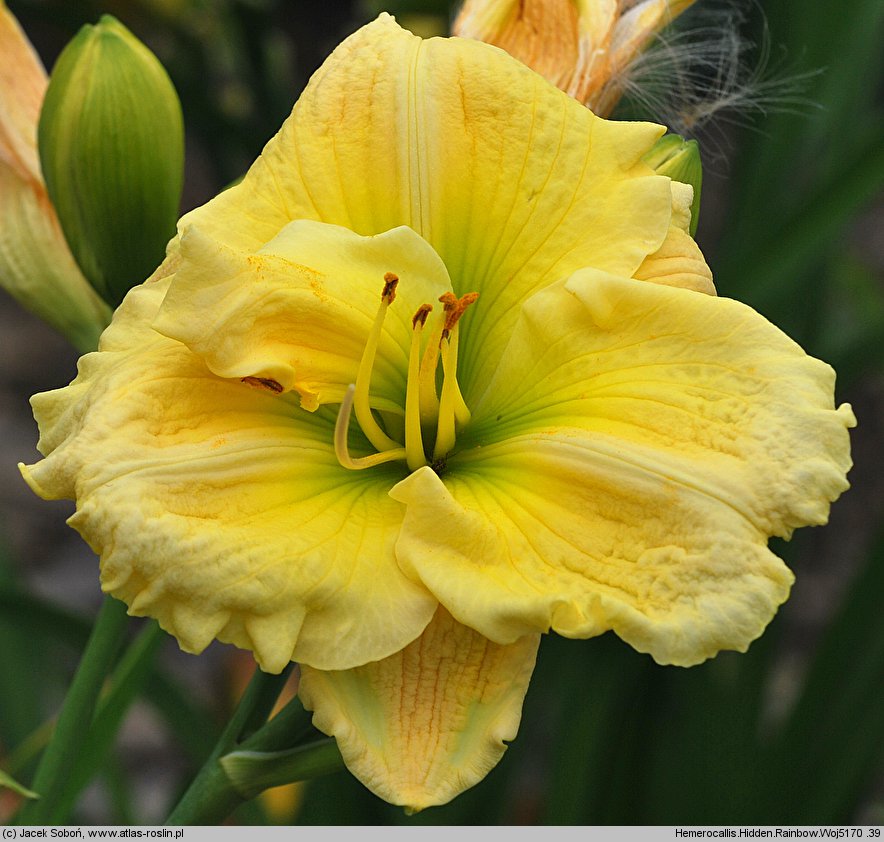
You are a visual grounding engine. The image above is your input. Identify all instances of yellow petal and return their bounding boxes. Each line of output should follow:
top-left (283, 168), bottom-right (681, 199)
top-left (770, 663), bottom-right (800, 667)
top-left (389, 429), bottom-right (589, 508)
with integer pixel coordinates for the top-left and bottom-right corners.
top-left (154, 221), bottom-right (452, 411)
top-left (633, 181), bottom-right (714, 293)
top-left (299, 607), bottom-right (539, 811)
top-left (174, 14), bottom-right (674, 402)
top-left (20, 277), bottom-right (436, 672)
top-left (0, 4), bottom-right (111, 351)
top-left (391, 272), bottom-right (854, 665)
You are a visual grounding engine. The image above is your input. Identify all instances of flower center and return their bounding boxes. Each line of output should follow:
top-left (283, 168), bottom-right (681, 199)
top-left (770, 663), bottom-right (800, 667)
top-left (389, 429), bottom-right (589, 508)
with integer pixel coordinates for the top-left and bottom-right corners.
top-left (334, 274), bottom-right (478, 473)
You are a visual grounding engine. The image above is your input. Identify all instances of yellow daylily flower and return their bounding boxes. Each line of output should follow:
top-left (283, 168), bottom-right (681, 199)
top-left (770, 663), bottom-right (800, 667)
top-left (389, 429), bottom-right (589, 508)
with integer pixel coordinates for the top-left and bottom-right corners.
top-left (20, 15), bottom-right (854, 810)
top-left (0, 2), bottom-right (111, 351)
top-left (453, 0), bottom-right (697, 115)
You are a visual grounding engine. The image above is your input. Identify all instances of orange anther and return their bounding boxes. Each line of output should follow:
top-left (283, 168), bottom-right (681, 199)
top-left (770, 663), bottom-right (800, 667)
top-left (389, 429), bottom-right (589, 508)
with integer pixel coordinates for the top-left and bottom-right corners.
top-left (412, 303), bottom-right (433, 329)
top-left (382, 272), bottom-right (399, 302)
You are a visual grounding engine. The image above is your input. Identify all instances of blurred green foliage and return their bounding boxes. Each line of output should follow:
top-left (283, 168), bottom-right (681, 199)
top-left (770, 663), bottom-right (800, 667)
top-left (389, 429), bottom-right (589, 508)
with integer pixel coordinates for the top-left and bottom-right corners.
top-left (2, 0), bottom-right (882, 826)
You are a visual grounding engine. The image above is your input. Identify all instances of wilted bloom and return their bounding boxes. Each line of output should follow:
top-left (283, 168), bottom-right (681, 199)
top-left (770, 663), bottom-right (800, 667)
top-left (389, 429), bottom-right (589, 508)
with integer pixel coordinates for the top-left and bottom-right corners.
top-left (453, 0), bottom-right (696, 115)
top-left (21, 16), bottom-right (854, 809)
top-left (38, 14), bottom-right (184, 308)
top-left (0, 2), bottom-right (110, 351)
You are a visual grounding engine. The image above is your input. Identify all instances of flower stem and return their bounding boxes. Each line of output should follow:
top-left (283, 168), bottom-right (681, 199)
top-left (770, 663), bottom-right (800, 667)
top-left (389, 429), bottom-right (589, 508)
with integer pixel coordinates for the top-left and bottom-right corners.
top-left (165, 664), bottom-right (294, 825)
top-left (219, 739), bottom-right (342, 799)
top-left (15, 595), bottom-right (130, 824)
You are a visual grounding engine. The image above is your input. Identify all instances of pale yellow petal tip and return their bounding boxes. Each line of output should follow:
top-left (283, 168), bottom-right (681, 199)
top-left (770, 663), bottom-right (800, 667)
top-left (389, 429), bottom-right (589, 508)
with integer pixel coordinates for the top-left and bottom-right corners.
top-left (839, 402), bottom-right (858, 430)
top-left (299, 611), bottom-right (539, 811)
top-left (17, 462), bottom-right (44, 498)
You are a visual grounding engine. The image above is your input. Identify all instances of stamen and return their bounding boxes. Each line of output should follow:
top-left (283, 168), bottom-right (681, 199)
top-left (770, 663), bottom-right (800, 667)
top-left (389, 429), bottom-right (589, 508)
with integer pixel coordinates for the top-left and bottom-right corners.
top-left (381, 271), bottom-right (399, 301)
top-left (433, 336), bottom-right (458, 460)
top-left (440, 291), bottom-right (479, 340)
top-left (353, 275), bottom-right (402, 454)
top-left (412, 303), bottom-right (432, 330)
top-left (444, 325), bottom-right (472, 428)
top-left (335, 385), bottom-right (407, 470)
top-left (418, 315), bottom-right (444, 426)
top-left (432, 291), bottom-right (479, 461)
top-left (241, 376), bottom-right (284, 394)
top-left (405, 305), bottom-right (432, 471)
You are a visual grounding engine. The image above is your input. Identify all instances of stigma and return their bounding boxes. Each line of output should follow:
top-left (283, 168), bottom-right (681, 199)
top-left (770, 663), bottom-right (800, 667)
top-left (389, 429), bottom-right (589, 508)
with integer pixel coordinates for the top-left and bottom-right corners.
top-left (335, 275), bottom-right (478, 473)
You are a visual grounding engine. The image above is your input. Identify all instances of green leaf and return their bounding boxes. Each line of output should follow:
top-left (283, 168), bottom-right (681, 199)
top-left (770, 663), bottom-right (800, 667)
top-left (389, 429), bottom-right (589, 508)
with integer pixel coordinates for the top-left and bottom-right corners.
top-left (49, 621), bottom-right (166, 823)
top-left (760, 527), bottom-right (884, 823)
top-left (0, 768), bottom-right (38, 800)
top-left (0, 557), bottom-right (53, 756)
top-left (719, 120), bottom-right (884, 310)
top-left (13, 596), bottom-right (130, 825)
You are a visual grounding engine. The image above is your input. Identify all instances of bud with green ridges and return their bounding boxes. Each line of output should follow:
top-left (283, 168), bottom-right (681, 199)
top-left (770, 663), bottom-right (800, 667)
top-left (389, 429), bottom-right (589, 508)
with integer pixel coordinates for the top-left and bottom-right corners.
top-left (38, 15), bottom-right (184, 308)
top-left (643, 134), bottom-right (703, 237)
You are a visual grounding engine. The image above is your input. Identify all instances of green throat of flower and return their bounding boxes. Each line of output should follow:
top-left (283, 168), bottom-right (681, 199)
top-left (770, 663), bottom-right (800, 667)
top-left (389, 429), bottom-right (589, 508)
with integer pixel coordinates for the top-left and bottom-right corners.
top-left (335, 274), bottom-right (478, 474)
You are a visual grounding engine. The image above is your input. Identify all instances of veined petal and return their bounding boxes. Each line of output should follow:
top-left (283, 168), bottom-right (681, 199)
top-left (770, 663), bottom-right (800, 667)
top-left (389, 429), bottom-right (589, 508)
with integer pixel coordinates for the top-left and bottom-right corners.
top-left (174, 14), bottom-right (675, 403)
top-left (392, 273), bottom-right (854, 665)
top-left (20, 278), bottom-right (436, 672)
top-left (299, 607), bottom-right (539, 811)
top-left (154, 221), bottom-right (452, 411)
top-left (0, 165), bottom-right (111, 352)
top-left (633, 181), bottom-right (714, 294)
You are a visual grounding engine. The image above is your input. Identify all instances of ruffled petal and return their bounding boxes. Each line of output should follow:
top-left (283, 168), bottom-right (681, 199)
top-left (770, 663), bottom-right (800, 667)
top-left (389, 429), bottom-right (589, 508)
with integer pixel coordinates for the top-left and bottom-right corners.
top-left (391, 272), bottom-right (854, 665)
top-left (154, 221), bottom-right (452, 411)
top-left (633, 181), bottom-right (714, 294)
top-left (174, 14), bottom-right (675, 403)
top-left (299, 607), bottom-right (539, 811)
top-left (20, 278), bottom-right (436, 672)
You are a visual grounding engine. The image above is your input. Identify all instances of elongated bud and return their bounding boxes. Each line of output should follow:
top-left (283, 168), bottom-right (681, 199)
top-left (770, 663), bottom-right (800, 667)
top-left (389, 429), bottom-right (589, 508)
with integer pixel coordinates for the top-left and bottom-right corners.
top-left (643, 133), bottom-right (702, 236)
top-left (38, 15), bottom-right (184, 307)
top-left (0, 2), bottom-right (111, 352)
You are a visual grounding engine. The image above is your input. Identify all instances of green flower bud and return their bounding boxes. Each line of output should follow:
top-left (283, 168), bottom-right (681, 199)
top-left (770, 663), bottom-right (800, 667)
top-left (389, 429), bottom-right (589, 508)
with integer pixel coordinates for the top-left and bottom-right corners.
top-left (643, 134), bottom-right (703, 237)
top-left (38, 15), bottom-right (184, 308)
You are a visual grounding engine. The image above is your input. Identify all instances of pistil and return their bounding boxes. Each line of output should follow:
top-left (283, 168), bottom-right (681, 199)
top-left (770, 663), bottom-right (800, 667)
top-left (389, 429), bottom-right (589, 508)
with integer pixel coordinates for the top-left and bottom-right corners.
top-left (334, 276), bottom-right (478, 473)
top-left (334, 385), bottom-right (407, 470)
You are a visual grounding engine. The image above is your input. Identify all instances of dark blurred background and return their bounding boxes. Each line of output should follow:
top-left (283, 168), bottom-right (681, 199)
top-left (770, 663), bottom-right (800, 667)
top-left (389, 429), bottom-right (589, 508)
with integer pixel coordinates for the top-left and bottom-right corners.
top-left (1, 0), bottom-right (882, 825)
